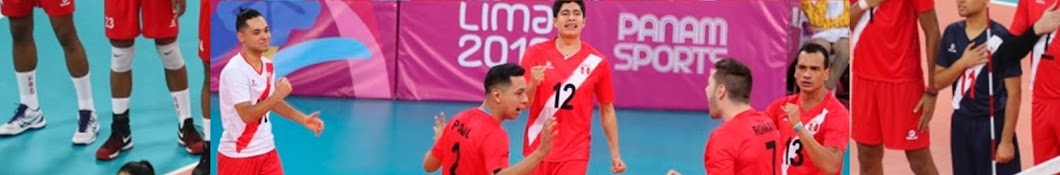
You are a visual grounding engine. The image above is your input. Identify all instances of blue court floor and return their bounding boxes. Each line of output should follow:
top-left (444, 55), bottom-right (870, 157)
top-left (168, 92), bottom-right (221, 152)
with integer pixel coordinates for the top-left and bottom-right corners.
top-left (210, 95), bottom-right (852, 175)
top-left (0, 1), bottom-right (206, 175)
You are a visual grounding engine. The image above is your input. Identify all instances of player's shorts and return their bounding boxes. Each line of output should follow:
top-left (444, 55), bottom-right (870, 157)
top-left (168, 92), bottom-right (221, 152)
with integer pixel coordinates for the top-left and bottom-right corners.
top-left (218, 149), bottom-right (284, 175)
top-left (950, 112), bottom-right (1022, 174)
top-left (104, 0), bottom-right (178, 40)
top-left (198, 1), bottom-right (208, 62)
top-left (851, 76), bottom-right (930, 150)
top-left (1033, 97), bottom-right (1060, 164)
top-left (1, 0), bottom-right (74, 17)
top-left (530, 160), bottom-right (588, 175)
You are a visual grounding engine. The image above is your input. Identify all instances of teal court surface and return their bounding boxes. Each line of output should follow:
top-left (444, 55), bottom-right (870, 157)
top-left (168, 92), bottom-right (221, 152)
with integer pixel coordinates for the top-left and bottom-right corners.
top-left (0, 1), bottom-right (206, 175)
top-left (209, 95), bottom-right (852, 175)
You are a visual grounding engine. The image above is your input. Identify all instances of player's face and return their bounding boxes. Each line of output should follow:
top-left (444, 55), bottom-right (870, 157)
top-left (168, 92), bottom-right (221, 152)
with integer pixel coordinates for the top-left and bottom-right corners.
top-left (794, 52), bottom-right (829, 93)
top-left (237, 17), bottom-right (272, 53)
top-left (553, 2), bottom-right (585, 38)
top-left (499, 76), bottom-right (529, 120)
top-left (957, 0), bottom-right (986, 17)
top-left (706, 70), bottom-right (721, 119)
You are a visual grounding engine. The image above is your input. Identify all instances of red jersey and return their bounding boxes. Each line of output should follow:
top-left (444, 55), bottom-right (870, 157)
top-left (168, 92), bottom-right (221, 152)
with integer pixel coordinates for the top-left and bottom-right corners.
top-left (430, 108), bottom-right (510, 175)
top-left (520, 39), bottom-right (616, 162)
top-left (764, 92), bottom-right (850, 175)
top-left (704, 109), bottom-right (782, 175)
top-left (852, 0), bottom-right (935, 83)
top-left (1010, 0), bottom-right (1060, 99)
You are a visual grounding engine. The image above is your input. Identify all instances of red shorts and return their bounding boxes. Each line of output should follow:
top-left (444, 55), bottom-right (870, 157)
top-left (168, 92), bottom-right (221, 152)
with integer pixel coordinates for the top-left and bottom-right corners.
top-left (1, 0), bottom-right (74, 17)
top-left (851, 77), bottom-right (930, 150)
top-left (104, 0), bottom-right (178, 39)
top-left (218, 149), bottom-right (284, 175)
top-left (530, 160), bottom-right (587, 175)
top-left (198, 1), bottom-right (209, 61)
top-left (1032, 97), bottom-right (1060, 164)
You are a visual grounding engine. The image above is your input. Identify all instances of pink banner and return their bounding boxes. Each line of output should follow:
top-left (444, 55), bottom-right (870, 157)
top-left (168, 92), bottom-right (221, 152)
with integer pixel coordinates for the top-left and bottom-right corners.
top-left (396, 1), bottom-right (796, 110)
top-left (209, 1), bottom-right (398, 99)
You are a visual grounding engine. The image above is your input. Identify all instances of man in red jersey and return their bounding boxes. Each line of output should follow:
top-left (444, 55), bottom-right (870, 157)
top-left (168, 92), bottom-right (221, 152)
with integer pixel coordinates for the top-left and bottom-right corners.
top-left (705, 59), bottom-right (781, 175)
top-left (423, 63), bottom-right (557, 175)
top-left (850, 0), bottom-right (943, 174)
top-left (1005, 0), bottom-right (1060, 164)
top-left (667, 59), bottom-right (783, 175)
top-left (766, 43), bottom-right (849, 175)
top-left (519, 0), bottom-right (626, 174)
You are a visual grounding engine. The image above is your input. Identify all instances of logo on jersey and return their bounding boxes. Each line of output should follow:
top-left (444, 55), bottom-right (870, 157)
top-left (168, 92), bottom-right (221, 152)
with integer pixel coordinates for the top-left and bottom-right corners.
top-left (906, 130), bottom-right (919, 140)
top-left (60, 0), bottom-right (71, 7)
top-left (948, 44), bottom-right (957, 53)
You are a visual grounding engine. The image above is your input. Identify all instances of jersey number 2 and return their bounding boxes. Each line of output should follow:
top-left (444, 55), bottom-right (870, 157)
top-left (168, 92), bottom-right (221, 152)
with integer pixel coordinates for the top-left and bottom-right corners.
top-left (450, 143), bottom-right (461, 175)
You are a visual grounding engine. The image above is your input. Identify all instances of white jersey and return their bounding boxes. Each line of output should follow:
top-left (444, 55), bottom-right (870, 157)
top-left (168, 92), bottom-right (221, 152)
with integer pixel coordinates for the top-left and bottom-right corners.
top-left (219, 53), bottom-right (276, 158)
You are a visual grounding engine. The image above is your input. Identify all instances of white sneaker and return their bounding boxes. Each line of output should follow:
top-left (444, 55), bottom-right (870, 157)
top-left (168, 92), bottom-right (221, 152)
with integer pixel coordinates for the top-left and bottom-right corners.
top-left (72, 110), bottom-right (98, 144)
top-left (0, 104), bottom-right (46, 135)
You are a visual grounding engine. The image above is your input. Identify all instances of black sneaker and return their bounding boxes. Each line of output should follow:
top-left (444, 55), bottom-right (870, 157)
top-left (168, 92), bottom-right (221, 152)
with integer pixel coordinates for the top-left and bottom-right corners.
top-left (178, 118), bottom-right (205, 155)
top-left (192, 142), bottom-right (210, 175)
top-left (96, 111), bottom-right (133, 160)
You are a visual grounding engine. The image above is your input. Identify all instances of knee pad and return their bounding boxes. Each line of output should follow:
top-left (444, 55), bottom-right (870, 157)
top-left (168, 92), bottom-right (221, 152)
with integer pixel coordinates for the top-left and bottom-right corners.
top-left (111, 46), bottom-right (134, 72)
top-left (157, 43), bottom-right (186, 70)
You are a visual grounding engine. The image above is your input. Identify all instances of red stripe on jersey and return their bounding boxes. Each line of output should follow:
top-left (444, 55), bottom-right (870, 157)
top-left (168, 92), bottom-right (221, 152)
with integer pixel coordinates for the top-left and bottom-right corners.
top-left (237, 63), bottom-right (273, 153)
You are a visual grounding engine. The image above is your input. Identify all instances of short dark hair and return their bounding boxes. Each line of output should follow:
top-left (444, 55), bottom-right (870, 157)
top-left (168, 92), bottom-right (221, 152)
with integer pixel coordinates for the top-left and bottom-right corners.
top-left (552, 0), bottom-right (586, 18)
top-left (798, 43), bottom-right (831, 69)
top-left (118, 160), bottom-right (155, 175)
top-left (713, 59), bottom-right (753, 104)
top-left (236, 8), bottom-right (262, 31)
top-left (484, 63), bottom-right (526, 95)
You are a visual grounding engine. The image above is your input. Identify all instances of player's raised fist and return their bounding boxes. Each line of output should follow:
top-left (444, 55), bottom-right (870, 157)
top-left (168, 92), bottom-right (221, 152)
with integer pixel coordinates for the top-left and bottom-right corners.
top-left (531, 66), bottom-right (546, 84)
top-left (275, 78), bottom-right (292, 99)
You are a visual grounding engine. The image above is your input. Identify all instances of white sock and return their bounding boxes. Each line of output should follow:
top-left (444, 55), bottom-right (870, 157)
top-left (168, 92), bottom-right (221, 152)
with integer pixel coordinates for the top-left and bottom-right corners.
top-left (72, 74), bottom-right (95, 111)
top-left (112, 98), bottom-right (129, 114)
top-left (172, 89), bottom-right (191, 128)
top-left (202, 118), bottom-right (210, 141)
top-left (16, 70), bottom-right (39, 109)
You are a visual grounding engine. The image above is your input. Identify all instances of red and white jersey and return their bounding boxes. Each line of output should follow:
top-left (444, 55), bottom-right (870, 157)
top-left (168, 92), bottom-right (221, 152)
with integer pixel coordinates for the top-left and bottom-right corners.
top-left (764, 92), bottom-right (850, 175)
top-left (520, 39), bottom-right (616, 162)
top-left (219, 53), bottom-right (277, 158)
top-left (1010, 0), bottom-right (1060, 99)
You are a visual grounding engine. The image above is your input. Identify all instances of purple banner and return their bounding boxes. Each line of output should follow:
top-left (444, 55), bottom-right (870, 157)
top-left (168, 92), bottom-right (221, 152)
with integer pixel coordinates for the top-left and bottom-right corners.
top-left (396, 1), bottom-right (796, 110)
top-left (209, 1), bottom-right (398, 99)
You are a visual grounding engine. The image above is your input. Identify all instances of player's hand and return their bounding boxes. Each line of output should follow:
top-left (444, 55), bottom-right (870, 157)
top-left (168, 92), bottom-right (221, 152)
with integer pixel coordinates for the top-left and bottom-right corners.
top-left (539, 117), bottom-right (558, 152)
top-left (1035, 1), bottom-right (1060, 35)
top-left (274, 78), bottom-right (293, 99)
top-left (432, 112), bottom-right (447, 142)
top-left (666, 169), bottom-right (682, 175)
top-left (173, 0), bottom-right (187, 17)
top-left (997, 141), bottom-right (1016, 163)
top-left (956, 42), bottom-right (989, 69)
top-left (531, 66), bottom-right (546, 85)
top-left (782, 103), bottom-right (802, 127)
top-left (303, 111), bottom-right (324, 137)
top-left (913, 93), bottom-right (937, 132)
top-left (611, 156), bottom-right (627, 174)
